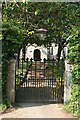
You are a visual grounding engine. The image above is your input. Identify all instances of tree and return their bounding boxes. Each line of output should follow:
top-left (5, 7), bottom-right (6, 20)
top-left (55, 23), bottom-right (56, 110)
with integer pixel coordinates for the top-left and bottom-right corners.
top-left (3, 2), bottom-right (80, 61)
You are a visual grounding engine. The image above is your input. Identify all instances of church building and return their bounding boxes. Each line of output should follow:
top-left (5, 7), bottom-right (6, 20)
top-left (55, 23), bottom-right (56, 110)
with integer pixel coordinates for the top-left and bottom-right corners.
top-left (20, 43), bottom-right (64, 61)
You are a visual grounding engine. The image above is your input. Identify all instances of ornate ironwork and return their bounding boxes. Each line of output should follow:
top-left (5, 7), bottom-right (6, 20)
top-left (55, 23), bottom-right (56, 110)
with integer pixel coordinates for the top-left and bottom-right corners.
top-left (15, 57), bottom-right (64, 103)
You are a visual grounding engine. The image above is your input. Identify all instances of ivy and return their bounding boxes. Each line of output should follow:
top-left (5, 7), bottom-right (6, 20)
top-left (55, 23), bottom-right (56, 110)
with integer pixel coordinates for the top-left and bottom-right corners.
top-left (63, 19), bottom-right (80, 117)
top-left (63, 85), bottom-right (80, 117)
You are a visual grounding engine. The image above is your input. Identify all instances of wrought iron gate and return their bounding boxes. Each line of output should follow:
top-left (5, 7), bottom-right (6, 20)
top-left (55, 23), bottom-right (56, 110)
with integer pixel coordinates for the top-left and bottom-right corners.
top-left (15, 58), bottom-right (64, 103)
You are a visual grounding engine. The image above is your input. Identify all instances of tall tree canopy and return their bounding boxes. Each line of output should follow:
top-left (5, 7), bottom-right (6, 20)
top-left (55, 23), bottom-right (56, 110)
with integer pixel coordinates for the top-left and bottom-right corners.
top-left (2, 2), bottom-right (80, 60)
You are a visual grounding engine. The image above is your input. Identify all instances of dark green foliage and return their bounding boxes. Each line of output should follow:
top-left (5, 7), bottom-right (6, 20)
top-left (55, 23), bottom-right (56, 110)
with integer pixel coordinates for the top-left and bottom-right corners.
top-left (2, 21), bottom-right (23, 105)
top-left (63, 51), bottom-right (80, 116)
top-left (63, 84), bottom-right (80, 117)
top-left (63, 3), bottom-right (80, 115)
top-left (63, 26), bottom-right (80, 117)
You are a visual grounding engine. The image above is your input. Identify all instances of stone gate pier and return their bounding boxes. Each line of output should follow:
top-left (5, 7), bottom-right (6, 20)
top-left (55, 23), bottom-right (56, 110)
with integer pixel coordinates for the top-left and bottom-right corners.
top-left (6, 58), bottom-right (16, 103)
top-left (64, 59), bottom-right (73, 103)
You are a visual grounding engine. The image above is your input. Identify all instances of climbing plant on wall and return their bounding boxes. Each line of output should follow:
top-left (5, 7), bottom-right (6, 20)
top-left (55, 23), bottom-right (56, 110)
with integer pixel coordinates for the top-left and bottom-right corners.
top-left (63, 17), bottom-right (80, 117)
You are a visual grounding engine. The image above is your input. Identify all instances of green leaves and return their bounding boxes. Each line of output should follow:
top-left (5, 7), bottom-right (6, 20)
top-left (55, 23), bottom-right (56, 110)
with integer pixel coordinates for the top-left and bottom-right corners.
top-left (42, 19), bottom-right (47, 24)
top-left (63, 84), bottom-right (80, 117)
top-left (49, 7), bottom-right (54, 12)
top-left (2, 21), bottom-right (23, 57)
top-left (28, 31), bottom-right (35, 35)
top-left (35, 9), bottom-right (40, 15)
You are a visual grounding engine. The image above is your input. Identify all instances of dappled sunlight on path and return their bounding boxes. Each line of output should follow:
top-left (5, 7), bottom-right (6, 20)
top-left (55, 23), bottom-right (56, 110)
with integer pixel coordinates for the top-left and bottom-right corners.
top-left (1, 103), bottom-right (77, 118)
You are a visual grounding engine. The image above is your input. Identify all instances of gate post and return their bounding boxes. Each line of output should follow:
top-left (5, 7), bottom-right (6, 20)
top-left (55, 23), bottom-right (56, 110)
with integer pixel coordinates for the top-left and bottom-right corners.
top-left (64, 59), bottom-right (73, 103)
top-left (6, 57), bottom-right (16, 103)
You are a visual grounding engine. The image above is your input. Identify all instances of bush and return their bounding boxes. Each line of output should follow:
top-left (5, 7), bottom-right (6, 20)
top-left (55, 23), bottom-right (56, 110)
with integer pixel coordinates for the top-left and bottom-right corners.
top-left (0, 104), bottom-right (6, 113)
top-left (63, 81), bottom-right (80, 117)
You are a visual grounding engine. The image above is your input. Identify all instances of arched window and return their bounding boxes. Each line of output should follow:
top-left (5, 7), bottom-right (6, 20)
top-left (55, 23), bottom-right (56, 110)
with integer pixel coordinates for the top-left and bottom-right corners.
top-left (34, 49), bottom-right (41, 61)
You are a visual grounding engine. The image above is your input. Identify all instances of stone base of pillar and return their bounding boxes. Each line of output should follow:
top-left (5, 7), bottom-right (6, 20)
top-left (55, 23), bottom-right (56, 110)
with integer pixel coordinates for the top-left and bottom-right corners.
top-left (6, 58), bottom-right (16, 103)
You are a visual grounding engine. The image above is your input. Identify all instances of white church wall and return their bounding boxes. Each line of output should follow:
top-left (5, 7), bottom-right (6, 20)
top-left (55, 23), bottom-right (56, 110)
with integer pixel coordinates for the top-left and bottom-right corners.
top-left (50, 43), bottom-right (64, 60)
top-left (60, 50), bottom-right (63, 59)
top-left (26, 45), bottom-right (35, 59)
top-left (20, 49), bottom-right (23, 59)
top-left (41, 46), bottom-right (47, 61)
top-left (25, 44), bottom-right (47, 61)
top-left (49, 43), bottom-right (58, 59)
top-left (20, 43), bottom-right (64, 61)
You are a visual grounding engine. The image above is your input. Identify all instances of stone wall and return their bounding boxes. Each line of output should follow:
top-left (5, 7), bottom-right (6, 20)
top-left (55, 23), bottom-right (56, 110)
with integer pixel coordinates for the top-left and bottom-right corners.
top-left (6, 58), bottom-right (16, 103)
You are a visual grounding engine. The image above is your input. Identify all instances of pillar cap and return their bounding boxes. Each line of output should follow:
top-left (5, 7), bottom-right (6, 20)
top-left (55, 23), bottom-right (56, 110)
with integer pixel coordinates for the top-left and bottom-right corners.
top-left (9, 57), bottom-right (17, 63)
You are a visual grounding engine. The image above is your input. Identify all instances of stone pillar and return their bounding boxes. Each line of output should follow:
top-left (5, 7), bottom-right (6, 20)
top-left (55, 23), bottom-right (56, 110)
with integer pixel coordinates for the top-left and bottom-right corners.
top-left (6, 58), bottom-right (16, 103)
top-left (64, 59), bottom-right (73, 103)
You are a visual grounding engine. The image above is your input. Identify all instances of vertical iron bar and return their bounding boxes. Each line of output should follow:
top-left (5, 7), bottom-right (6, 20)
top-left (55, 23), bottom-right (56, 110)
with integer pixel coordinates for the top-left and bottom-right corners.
top-left (55, 87), bottom-right (56, 100)
top-left (48, 58), bottom-right (50, 100)
top-left (18, 58), bottom-right (19, 69)
top-left (48, 58), bottom-right (50, 87)
top-left (39, 59), bottom-right (40, 88)
top-left (35, 60), bottom-right (36, 87)
top-left (61, 58), bottom-right (64, 102)
top-left (57, 61), bottom-right (60, 102)
top-left (52, 59), bottom-right (54, 100)
top-left (44, 58), bottom-right (45, 85)
top-left (22, 58), bottom-right (24, 88)
top-left (56, 59), bottom-right (59, 101)
top-left (38, 60), bottom-right (40, 99)
top-left (37, 62), bottom-right (38, 88)
top-left (58, 78), bottom-right (60, 102)
top-left (40, 59), bottom-right (41, 99)
top-left (56, 60), bottom-right (59, 101)
top-left (31, 58), bottom-right (32, 87)
top-left (50, 60), bottom-right (51, 88)
top-left (20, 77), bottom-right (21, 87)
top-left (26, 58), bottom-right (28, 87)
top-left (22, 58), bottom-right (24, 76)
top-left (18, 57), bottom-right (20, 81)
top-left (37, 61), bottom-right (38, 88)
top-left (18, 52), bottom-right (20, 69)
top-left (43, 58), bottom-right (45, 99)
top-left (15, 60), bottom-right (17, 103)
top-left (15, 62), bottom-right (16, 91)
top-left (52, 58), bottom-right (54, 99)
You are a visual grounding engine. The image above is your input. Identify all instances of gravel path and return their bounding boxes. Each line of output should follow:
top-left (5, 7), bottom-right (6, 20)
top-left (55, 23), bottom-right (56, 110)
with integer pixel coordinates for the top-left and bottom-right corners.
top-left (1, 103), bottom-right (77, 118)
